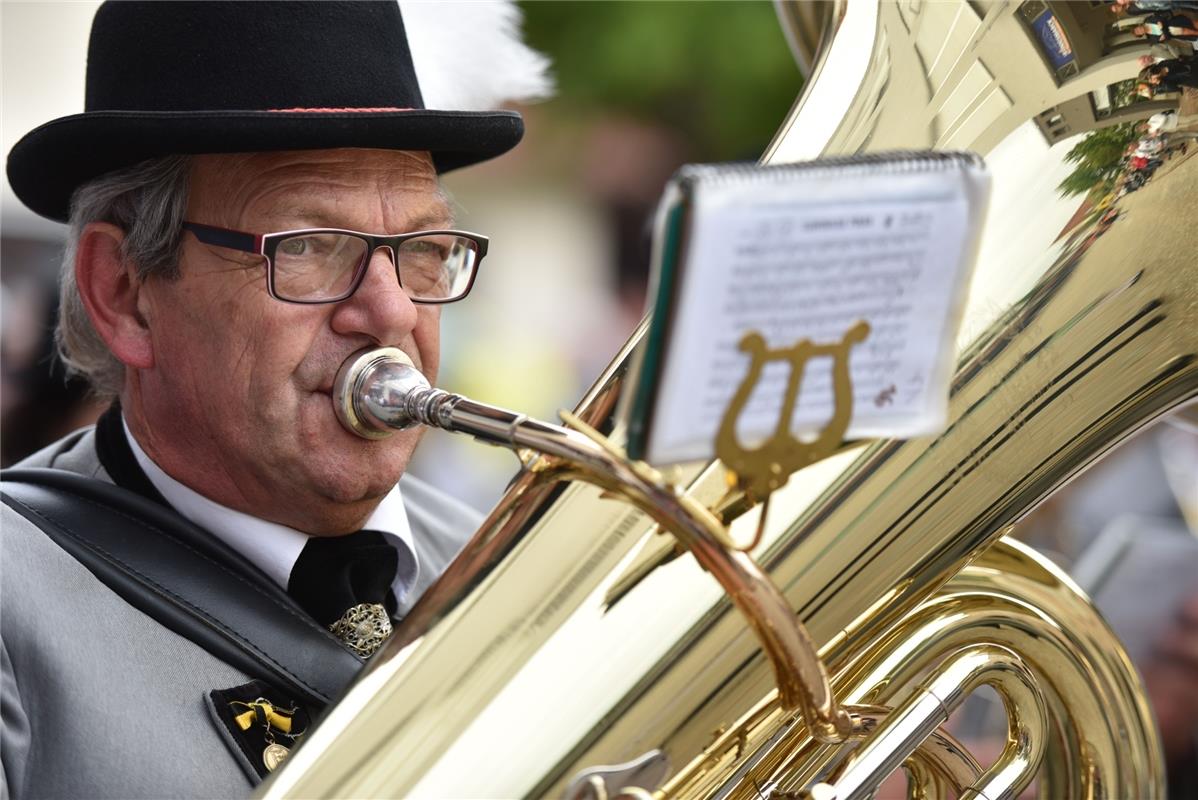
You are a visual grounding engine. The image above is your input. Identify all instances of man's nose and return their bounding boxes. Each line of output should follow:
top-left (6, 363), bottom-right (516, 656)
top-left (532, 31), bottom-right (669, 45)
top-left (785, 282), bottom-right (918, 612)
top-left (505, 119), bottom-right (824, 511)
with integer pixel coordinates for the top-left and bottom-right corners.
top-left (328, 246), bottom-right (419, 344)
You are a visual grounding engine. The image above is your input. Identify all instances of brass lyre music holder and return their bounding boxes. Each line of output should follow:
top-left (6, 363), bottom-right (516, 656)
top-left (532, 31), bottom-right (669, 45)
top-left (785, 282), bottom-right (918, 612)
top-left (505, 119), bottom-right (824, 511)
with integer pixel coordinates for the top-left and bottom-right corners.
top-left (714, 320), bottom-right (871, 549)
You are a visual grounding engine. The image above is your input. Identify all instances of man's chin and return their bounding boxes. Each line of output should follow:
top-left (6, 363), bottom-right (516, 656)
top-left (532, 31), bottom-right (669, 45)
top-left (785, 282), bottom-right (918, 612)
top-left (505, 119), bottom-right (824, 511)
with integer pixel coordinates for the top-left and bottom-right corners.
top-left (292, 393), bottom-right (418, 505)
top-left (287, 471), bottom-right (401, 535)
top-left (316, 468), bottom-right (398, 505)
top-left (308, 433), bottom-right (417, 497)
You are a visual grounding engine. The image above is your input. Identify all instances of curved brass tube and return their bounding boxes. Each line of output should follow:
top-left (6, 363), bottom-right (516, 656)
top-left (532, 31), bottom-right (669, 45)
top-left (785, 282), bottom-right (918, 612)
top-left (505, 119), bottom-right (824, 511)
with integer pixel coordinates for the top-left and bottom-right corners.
top-left (258, 0), bottom-right (1186, 795)
top-left (810, 645), bottom-right (1046, 800)
top-left (656, 538), bottom-right (1164, 799)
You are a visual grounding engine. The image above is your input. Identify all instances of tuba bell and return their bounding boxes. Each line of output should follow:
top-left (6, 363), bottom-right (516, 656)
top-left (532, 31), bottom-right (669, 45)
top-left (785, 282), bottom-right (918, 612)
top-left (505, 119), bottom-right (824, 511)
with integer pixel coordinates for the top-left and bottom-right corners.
top-left (261, 1), bottom-right (1196, 797)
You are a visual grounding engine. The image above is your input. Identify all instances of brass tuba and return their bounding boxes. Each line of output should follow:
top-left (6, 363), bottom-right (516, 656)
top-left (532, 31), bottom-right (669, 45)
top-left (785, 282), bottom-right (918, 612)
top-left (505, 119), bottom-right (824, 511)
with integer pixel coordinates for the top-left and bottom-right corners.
top-left (263, 1), bottom-right (1196, 797)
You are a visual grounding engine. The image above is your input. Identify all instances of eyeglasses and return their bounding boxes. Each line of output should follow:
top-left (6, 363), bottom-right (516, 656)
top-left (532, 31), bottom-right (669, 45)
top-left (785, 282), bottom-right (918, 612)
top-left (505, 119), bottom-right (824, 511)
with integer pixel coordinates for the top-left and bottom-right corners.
top-left (181, 221), bottom-right (488, 304)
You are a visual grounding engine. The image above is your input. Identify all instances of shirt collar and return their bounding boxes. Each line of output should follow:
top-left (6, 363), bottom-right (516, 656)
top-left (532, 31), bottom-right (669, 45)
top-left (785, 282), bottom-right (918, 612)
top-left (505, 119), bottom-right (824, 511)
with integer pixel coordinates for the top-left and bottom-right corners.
top-left (121, 417), bottom-right (419, 600)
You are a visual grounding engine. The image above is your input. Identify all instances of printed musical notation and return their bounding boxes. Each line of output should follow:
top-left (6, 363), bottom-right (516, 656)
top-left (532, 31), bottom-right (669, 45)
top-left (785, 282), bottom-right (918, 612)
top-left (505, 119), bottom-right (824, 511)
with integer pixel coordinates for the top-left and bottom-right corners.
top-left (628, 154), bottom-right (989, 467)
top-left (700, 198), bottom-right (962, 435)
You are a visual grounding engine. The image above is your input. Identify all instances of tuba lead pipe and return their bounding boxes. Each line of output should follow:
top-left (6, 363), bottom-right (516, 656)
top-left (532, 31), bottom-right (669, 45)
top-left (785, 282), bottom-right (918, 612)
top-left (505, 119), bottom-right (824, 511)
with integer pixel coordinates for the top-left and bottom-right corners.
top-left (333, 345), bottom-right (589, 459)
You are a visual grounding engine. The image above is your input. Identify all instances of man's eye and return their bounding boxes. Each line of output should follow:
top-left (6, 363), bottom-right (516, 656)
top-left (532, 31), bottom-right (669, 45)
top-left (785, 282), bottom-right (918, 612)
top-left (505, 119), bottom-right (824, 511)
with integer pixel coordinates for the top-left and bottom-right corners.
top-left (277, 234), bottom-right (348, 262)
top-left (404, 239), bottom-right (447, 258)
top-left (279, 237), bottom-right (314, 257)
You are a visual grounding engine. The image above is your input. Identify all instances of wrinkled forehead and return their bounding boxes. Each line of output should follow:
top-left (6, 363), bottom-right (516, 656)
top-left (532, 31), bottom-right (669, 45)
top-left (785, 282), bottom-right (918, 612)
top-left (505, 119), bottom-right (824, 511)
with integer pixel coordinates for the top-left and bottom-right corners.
top-left (186, 149), bottom-right (449, 230)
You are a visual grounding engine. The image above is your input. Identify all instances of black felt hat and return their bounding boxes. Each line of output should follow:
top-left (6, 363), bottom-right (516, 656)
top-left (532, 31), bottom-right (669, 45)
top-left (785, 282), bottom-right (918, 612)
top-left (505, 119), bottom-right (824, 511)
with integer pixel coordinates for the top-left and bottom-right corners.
top-left (6, 1), bottom-right (525, 223)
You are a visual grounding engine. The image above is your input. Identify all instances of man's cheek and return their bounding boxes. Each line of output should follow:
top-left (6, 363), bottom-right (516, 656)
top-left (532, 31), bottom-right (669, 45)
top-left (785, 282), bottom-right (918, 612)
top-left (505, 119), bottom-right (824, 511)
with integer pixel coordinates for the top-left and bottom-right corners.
top-left (414, 308), bottom-right (441, 379)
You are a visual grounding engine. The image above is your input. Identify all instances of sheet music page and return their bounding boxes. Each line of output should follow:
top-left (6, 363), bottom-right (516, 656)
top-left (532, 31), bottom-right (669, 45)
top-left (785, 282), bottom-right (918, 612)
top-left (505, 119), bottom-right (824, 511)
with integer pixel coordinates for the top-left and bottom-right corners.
top-left (644, 162), bottom-right (988, 466)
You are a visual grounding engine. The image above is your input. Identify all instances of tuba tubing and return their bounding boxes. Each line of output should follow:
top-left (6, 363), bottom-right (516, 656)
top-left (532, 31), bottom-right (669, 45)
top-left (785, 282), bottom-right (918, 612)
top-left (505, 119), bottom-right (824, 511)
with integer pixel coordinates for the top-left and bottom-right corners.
top-left (261, 1), bottom-right (1193, 796)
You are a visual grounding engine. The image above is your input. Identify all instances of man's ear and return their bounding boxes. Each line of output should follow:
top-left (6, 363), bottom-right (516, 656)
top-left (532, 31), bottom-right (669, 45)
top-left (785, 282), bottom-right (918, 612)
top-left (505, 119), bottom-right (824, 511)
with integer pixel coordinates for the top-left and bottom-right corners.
top-left (74, 222), bottom-right (154, 369)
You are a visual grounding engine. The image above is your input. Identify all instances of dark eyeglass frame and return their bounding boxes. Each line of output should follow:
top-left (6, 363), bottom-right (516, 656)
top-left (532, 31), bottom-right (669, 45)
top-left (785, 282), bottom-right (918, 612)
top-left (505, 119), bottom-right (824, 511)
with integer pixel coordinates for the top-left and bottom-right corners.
top-left (181, 221), bottom-right (489, 305)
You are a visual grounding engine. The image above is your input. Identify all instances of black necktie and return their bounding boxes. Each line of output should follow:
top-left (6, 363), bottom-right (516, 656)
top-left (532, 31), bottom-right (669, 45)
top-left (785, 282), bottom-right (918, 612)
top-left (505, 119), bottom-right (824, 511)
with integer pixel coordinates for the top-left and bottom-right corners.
top-left (288, 530), bottom-right (399, 657)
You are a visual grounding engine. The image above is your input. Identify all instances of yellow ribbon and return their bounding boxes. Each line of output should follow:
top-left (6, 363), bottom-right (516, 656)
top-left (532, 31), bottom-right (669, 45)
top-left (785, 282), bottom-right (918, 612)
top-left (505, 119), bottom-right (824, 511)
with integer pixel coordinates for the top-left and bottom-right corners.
top-left (231, 700), bottom-right (294, 734)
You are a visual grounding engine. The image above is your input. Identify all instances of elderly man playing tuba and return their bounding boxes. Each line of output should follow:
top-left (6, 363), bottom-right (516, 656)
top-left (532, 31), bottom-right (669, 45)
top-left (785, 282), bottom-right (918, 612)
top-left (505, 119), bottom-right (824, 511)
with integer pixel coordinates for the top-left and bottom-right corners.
top-left (1, 2), bottom-right (548, 796)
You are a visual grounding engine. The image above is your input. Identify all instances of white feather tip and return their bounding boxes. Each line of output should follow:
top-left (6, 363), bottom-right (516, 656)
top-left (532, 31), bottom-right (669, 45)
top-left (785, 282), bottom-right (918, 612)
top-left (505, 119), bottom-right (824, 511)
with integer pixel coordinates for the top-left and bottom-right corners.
top-left (400, 1), bottom-right (555, 111)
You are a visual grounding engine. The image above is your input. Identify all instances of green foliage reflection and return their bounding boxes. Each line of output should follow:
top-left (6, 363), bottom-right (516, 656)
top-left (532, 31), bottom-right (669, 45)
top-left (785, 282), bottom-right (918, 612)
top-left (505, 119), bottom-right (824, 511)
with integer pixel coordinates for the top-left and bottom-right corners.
top-left (1058, 122), bottom-right (1141, 199)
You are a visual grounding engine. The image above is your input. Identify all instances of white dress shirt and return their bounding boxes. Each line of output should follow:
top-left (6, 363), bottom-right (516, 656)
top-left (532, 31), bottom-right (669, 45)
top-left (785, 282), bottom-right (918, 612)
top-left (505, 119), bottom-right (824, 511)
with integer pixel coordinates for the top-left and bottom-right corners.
top-left (122, 418), bottom-right (419, 605)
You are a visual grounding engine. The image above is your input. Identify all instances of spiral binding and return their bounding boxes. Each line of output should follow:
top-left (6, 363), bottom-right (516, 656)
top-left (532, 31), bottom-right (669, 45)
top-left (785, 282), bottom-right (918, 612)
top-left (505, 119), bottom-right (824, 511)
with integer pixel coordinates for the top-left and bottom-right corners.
top-left (675, 149), bottom-right (984, 188)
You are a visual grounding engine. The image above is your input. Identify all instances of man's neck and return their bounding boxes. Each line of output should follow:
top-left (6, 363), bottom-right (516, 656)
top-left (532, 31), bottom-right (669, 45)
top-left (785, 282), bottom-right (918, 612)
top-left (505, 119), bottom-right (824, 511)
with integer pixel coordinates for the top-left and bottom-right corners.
top-left (117, 409), bottom-right (417, 593)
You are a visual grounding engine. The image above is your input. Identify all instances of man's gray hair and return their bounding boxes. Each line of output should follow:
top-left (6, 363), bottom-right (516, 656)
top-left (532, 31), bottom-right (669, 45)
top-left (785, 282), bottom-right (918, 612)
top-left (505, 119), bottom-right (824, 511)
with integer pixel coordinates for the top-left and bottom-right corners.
top-left (57, 156), bottom-right (192, 398)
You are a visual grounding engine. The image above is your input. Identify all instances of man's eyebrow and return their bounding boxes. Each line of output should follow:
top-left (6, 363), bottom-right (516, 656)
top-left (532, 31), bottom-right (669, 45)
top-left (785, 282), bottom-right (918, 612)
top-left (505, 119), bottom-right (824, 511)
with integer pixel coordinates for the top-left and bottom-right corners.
top-left (262, 207), bottom-right (456, 231)
top-left (407, 209), bottom-right (457, 230)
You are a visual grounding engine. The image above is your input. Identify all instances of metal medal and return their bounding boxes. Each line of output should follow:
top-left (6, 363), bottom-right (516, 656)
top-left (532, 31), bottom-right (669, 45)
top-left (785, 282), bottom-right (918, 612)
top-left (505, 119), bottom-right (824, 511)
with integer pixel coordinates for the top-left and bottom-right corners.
top-left (263, 742), bottom-right (290, 772)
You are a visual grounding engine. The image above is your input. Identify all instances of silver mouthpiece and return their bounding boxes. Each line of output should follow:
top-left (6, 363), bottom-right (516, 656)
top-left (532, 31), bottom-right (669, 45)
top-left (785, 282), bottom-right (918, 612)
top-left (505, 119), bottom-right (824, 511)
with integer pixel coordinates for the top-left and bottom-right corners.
top-left (333, 347), bottom-right (459, 439)
top-left (333, 347), bottom-right (570, 454)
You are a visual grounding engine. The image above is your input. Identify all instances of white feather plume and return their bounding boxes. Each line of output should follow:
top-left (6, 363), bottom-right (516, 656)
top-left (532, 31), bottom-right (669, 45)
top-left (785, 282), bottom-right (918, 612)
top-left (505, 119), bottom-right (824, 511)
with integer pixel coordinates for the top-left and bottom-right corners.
top-left (400, 1), bottom-right (554, 110)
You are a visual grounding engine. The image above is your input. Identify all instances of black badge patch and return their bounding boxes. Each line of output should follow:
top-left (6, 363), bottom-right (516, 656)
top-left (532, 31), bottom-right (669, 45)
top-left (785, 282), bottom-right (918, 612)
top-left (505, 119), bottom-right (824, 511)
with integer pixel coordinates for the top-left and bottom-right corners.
top-left (206, 680), bottom-right (313, 782)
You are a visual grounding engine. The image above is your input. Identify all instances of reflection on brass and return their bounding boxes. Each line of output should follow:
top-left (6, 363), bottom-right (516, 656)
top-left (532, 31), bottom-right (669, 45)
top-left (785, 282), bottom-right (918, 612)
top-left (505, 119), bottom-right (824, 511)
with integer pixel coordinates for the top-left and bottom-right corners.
top-left (716, 322), bottom-right (870, 500)
top-left (562, 749), bottom-right (670, 800)
top-left (258, 0), bottom-right (1194, 797)
top-left (601, 534), bottom-right (684, 610)
top-left (658, 540), bottom-right (1162, 798)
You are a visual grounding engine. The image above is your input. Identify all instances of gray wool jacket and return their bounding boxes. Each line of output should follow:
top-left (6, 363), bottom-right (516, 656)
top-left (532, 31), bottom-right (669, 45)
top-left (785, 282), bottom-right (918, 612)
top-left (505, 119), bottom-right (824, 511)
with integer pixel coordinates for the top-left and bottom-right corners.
top-left (0, 428), bottom-right (480, 799)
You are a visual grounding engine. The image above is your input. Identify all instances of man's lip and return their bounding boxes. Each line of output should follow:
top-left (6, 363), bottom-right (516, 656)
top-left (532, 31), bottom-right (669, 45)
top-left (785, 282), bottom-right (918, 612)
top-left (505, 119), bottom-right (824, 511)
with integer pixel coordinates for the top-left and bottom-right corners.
top-left (315, 349), bottom-right (418, 397)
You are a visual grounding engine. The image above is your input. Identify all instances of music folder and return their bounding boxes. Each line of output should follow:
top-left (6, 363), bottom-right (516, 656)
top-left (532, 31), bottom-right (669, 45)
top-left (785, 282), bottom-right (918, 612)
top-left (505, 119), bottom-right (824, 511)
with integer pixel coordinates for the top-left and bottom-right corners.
top-left (621, 151), bottom-right (991, 467)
